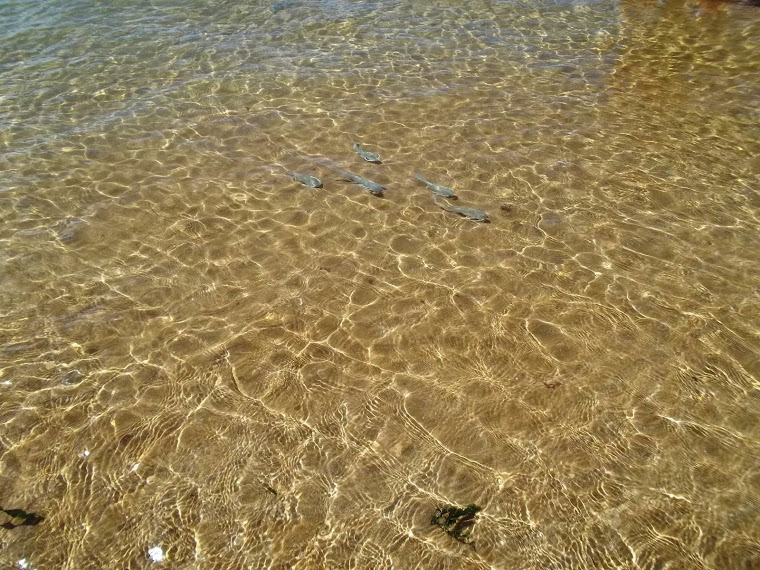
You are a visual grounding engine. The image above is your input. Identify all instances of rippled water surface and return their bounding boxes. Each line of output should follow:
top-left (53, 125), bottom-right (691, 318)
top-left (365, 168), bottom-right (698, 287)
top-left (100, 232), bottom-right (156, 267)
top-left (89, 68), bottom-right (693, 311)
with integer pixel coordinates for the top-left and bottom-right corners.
top-left (1, 0), bottom-right (759, 568)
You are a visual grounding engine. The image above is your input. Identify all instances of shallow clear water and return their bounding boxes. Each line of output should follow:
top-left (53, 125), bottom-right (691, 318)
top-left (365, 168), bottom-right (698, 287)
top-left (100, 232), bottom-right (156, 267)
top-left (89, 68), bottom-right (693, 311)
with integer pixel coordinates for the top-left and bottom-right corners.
top-left (1, 0), bottom-right (759, 568)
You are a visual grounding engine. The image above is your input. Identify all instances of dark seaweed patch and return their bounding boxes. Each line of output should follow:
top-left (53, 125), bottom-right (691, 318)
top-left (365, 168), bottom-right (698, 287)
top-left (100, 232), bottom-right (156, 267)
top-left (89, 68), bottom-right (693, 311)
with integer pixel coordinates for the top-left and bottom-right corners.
top-left (431, 503), bottom-right (481, 546)
top-left (1, 507), bottom-right (44, 529)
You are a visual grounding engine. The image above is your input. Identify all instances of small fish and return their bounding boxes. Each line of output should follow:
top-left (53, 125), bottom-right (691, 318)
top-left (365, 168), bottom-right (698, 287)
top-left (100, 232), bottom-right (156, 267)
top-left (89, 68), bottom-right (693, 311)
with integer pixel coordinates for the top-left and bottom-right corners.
top-left (335, 168), bottom-right (386, 196)
top-left (352, 142), bottom-right (381, 163)
top-left (272, 0), bottom-right (298, 13)
top-left (288, 171), bottom-right (322, 188)
top-left (414, 174), bottom-right (457, 199)
top-left (433, 196), bottom-right (489, 222)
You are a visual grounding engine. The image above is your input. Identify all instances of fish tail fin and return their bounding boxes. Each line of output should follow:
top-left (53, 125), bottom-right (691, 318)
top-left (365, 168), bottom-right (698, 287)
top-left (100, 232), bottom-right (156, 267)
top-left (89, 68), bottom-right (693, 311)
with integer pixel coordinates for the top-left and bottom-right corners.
top-left (271, 164), bottom-right (291, 178)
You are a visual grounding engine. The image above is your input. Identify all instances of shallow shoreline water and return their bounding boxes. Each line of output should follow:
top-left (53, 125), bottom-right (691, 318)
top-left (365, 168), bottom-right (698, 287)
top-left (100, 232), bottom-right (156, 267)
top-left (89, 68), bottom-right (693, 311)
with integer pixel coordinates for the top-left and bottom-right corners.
top-left (1, 0), bottom-right (759, 568)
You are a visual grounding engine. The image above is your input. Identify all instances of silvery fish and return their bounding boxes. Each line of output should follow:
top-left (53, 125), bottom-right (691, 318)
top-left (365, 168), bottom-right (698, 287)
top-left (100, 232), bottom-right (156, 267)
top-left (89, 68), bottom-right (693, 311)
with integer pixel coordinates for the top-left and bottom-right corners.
top-left (335, 168), bottom-right (386, 196)
top-left (414, 174), bottom-right (457, 199)
top-left (352, 142), bottom-right (381, 163)
top-left (289, 171), bottom-right (322, 188)
top-left (433, 196), bottom-right (489, 222)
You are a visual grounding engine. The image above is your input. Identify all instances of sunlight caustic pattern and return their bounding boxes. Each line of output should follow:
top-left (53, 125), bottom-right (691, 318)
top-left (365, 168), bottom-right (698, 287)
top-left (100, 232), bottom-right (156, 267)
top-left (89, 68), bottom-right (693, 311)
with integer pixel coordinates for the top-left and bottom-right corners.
top-left (1, 0), bottom-right (758, 568)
